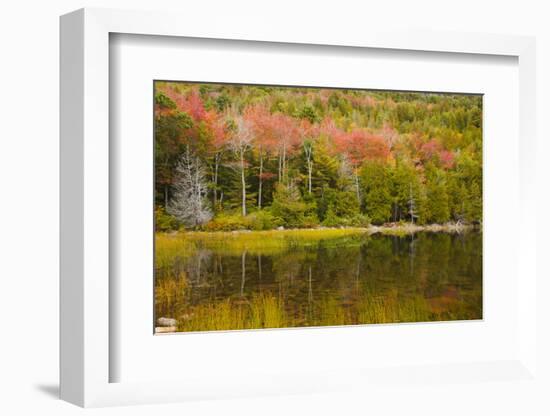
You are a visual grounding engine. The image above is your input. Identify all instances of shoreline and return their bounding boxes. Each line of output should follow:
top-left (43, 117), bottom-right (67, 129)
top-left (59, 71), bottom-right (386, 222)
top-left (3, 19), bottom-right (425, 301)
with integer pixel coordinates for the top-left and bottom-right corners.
top-left (366, 222), bottom-right (477, 235)
top-left (167, 222), bottom-right (479, 237)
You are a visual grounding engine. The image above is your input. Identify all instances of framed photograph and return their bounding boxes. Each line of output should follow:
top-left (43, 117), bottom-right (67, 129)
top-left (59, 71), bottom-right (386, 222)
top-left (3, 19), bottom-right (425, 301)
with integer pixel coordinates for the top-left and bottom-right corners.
top-left (60, 8), bottom-right (538, 407)
top-left (151, 80), bottom-right (483, 335)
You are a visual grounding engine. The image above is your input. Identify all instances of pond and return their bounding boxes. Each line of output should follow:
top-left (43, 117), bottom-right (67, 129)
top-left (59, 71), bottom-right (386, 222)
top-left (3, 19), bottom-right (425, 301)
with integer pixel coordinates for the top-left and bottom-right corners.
top-left (154, 230), bottom-right (482, 332)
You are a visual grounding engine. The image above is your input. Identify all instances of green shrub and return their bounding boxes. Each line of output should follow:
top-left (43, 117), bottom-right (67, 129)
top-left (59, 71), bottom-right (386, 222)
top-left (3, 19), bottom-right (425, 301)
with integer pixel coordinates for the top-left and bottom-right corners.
top-left (321, 209), bottom-right (342, 227)
top-left (271, 183), bottom-right (319, 228)
top-left (155, 206), bottom-right (179, 231)
top-left (321, 210), bottom-right (370, 228)
top-left (318, 188), bottom-right (360, 221)
top-left (348, 213), bottom-right (371, 227)
top-left (246, 210), bottom-right (282, 230)
top-left (202, 213), bottom-right (248, 231)
top-left (202, 211), bottom-right (283, 231)
top-left (299, 214), bottom-right (320, 228)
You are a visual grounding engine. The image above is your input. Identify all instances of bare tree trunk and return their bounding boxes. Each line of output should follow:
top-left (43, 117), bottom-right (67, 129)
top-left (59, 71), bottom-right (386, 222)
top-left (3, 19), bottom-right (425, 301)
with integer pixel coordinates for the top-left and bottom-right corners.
top-left (240, 150), bottom-right (247, 216)
top-left (195, 157), bottom-right (203, 217)
top-left (308, 161), bottom-right (313, 194)
top-left (304, 143), bottom-right (313, 194)
top-left (278, 153), bottom-right (282, 182)
top-left (213, 153), bottom-right (220, 207)
top-left (354, 169), bottom-right (360, 203)
top-left (258, 150), bottom-right (263, 208)
top-left (408, 183), bottom-right (416, 225)
top-left (282, 143), bottom-right (287, 183)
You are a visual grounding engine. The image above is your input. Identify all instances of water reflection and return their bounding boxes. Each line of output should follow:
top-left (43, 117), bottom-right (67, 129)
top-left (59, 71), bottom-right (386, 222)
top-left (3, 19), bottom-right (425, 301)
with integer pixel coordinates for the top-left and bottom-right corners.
top-left (155, 232), bottom-right (482, 331)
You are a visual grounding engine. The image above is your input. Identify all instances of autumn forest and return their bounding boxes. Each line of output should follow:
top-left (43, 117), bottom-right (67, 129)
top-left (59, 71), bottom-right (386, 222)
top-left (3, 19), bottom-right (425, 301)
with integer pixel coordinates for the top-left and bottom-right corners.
top-left (154, 82), bottom-right (482, 231)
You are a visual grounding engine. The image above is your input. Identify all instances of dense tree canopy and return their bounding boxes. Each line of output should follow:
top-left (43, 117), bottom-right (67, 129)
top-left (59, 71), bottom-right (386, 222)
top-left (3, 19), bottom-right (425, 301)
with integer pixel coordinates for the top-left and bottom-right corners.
top-left (154, 82), bottom-right (482, 229)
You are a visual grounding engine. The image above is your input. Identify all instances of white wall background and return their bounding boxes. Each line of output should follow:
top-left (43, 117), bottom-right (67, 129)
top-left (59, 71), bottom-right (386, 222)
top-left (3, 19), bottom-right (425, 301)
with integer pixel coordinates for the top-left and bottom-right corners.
top-left (0, 1), bottom-right (548, 415)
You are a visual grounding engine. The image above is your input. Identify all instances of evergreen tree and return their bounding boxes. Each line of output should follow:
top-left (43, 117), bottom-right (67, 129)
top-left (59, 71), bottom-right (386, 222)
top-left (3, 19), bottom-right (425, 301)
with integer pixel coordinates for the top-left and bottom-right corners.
top-left (317, 187), bottom-right (360, 221)
top-left (465, 182), bottom-right (482, 222)
top-left (309, 142), bottom-right (339, 199)
top-left (271, 182), bottom-right (318, 228)
top-left (390, 161), bottom-right (418, 222)
top-left (360, 161), bottom-right (393, 225)
top-left (425, 177), bottom-right (450, 223)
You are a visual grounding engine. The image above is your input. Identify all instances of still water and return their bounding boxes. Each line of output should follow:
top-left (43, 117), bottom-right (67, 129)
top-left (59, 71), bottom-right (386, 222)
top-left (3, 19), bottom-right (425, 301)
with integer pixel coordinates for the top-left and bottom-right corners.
top-left (155, 231), bottom-right (482, 332)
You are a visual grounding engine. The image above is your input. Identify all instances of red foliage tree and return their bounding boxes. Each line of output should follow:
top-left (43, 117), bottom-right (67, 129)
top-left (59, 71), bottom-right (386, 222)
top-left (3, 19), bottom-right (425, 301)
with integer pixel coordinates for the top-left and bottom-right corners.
top-left (419, 138), bottom-right (455, 169)
top-left (270, 113), bottom-right (300, 183)
top-left (244, 105), bottom-right (279, 207)
top-left (333, 128), bottom-right (391, 201)
top-left (227, 115), bottom-right (254, 216)
top-left (439, 150), bottom-right (455, 169)
top-left (379, 123), bottom-right (400, 151)
top-left (298, 119), bottom-right (320, 194)
top-left (161, 87), bottom-right (209, 122)
top-left (208, 113), bottom-right (230, 207)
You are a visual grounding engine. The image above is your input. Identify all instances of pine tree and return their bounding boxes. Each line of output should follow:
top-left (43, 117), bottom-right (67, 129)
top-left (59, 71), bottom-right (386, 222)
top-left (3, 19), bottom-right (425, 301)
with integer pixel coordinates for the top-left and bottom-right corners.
top-left (426, 176), bottom-right (450, 223)
top-left (271, 182), bottom-right (318, 228)
top-left (360, 161), bottom-right (393, 225)
top-left (390, 161), bottom-right (417, 222)
top-left (465, 182), bottom-right (482, 222)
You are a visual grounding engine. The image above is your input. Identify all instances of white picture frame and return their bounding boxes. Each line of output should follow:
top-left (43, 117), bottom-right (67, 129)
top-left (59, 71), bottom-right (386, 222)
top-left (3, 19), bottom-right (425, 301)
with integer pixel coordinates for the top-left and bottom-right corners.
top-left (60, 7), bottom-right (538, 407)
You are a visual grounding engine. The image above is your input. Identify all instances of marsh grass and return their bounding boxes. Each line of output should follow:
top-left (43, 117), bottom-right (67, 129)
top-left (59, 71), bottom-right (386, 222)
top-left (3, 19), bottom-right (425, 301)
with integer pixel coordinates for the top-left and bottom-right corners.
top-left (156, 225), bottom-right (471, 263)
top-left (155, 234), bottom-right (197, 269)
top-left (155, 272), bottom-right (189, 319)
top-left (156, 228), bottom-right (369, 259)
top-left (178, 294), bottom-right (286, 332)
top-left (172, 289), bottom-right (474, 333)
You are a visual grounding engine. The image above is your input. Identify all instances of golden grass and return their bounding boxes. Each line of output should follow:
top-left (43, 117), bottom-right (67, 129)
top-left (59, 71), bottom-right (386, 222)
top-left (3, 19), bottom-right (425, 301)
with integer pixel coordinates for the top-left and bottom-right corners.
top-left (156, 228), bottom-right (369, 259)
top-left (155, 234), bottom-right (196, 269)
top-left (155, 272), bottom-right (188, 319)
top-left (169, 290), bottom-right (476, 333)
top-left (177, 294), bottom-right (286, 332)
top-left (156, 225), bottom-right (473, 264)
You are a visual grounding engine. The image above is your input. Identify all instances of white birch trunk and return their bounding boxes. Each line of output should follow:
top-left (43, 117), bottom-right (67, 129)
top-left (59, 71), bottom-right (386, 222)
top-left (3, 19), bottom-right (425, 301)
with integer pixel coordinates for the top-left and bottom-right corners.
top-left (240, 149), bottom-right (247, 216)
top-left (258, 149), bottom-right (263, 208)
